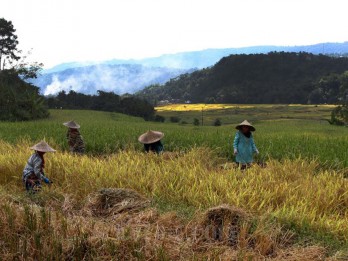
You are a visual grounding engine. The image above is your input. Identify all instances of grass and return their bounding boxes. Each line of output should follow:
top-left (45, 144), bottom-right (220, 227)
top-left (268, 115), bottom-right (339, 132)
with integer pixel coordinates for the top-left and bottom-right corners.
top-left (0, 140), bottom-right (347, 259)
top-left (156, 103), bottom-right (335, 125)
top-left (0, 105), bottom-right (348, 259)
top-left (0, 107), bottom-right (348, 168)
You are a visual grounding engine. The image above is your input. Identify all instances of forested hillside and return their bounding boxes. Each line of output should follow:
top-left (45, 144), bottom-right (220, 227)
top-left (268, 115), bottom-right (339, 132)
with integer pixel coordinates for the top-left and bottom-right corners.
top-left (46, 90), bottom-right (155, 120)
top-left (0, 69), bottom-right (49, 121)
top-left (138, 52), bottom-right (348, 104)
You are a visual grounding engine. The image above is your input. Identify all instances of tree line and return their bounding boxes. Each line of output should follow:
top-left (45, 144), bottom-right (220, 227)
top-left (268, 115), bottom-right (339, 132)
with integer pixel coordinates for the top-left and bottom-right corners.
top-left (0, 17), bottom-right (48, 121)
top-left (46, 90), bottom-right (154, 120)
top-left (138, 52), bottom-right (348, 105)
top-left (0, 17), bottom-right (154, 121)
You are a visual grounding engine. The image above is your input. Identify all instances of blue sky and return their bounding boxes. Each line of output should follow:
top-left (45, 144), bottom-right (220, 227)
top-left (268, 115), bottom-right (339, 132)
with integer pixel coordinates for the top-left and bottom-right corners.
top-left (2, 0), bottom-right (347, 68)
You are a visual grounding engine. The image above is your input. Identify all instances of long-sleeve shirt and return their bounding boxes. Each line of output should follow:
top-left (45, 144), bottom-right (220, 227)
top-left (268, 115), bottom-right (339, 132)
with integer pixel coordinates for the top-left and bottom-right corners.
top-left (144, 140), bottom-right (163, 154)
top-left (233, 131), bottom-right (258, 164)
top-left (67, 130), bottom-right (85, 153)
top-left (23, 152), bottom-right (45, 182)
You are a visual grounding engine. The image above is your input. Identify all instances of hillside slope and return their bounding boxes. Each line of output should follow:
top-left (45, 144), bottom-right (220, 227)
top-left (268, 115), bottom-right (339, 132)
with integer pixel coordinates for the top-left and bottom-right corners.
top-left (138, 52), bottom-right (348, 104)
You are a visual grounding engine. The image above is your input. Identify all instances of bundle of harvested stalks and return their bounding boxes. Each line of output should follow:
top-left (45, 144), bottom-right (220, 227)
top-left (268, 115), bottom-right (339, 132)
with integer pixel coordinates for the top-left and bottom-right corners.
top-left (86, 188), bottom-right (151, 217)
top-left (200, 204), bottom-right (249, 245)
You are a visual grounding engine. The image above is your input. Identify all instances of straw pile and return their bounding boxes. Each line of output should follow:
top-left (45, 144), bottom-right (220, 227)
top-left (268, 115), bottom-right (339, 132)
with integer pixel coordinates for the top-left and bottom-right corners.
top-left (86, 188), bottom-right (151, 217)
top-left (199, 204), bottom-right (249, 245)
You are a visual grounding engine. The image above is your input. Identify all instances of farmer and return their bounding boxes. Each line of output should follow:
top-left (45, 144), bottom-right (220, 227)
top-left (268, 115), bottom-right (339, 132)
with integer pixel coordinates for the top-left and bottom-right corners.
top-left (22, 141), bottom-right (55, 192)
top-left (63, 120), bottom-right (85, 154)
top-left (138, 130), bottom-right (164, 154)
top-left (233, 120), bottom-right (259, 169)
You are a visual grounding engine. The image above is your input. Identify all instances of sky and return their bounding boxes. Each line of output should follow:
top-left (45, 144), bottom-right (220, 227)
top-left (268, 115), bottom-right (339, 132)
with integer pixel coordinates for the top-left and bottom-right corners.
top-left (1, 0), bottom-right (348, 69)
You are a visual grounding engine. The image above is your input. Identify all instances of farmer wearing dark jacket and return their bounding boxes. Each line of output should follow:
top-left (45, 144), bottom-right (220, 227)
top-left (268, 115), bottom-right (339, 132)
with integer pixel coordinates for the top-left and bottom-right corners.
top-left (23, 141), bottom-right (55, 192)
top-left (63, 120), bottom-right (85, 154)
top-left (233, 120), bottom-right (259, 169)
top-left (138, 130), bottom-right (164, 154)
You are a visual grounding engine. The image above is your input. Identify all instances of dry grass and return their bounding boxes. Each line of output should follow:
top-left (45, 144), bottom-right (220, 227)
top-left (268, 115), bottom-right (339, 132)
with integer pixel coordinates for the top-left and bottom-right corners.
top-left (0, 198), bottom-right (334, 260)
top-left (85, 188), bottom-right (151, 217)
top-left (0, 139), bottom-right (348, 259)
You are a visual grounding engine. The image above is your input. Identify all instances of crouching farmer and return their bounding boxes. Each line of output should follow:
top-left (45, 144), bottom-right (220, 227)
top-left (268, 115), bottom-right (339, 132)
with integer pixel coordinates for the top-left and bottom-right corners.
top-left (23, 141), bottom-right (56, 193)
top-left (138, 130), bottom-right (164, 154)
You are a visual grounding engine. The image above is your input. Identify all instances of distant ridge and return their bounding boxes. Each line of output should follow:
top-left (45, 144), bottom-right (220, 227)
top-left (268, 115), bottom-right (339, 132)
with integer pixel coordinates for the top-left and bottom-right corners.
top-left (45, 42), bottom-right (348, 73)
top-left (137, 52), bottom-right (348, 104)
top-left (34, 42), bottom-right (348, 96)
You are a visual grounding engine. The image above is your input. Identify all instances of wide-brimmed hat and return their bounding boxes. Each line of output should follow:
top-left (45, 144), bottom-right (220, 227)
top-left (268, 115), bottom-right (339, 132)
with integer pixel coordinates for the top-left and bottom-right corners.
top-left (63, 120), bottom-right (80, 129)
top-left (236, 120), bottom-right (255, 131)
top-left (138, 130), bottom-right (164, 144)
top-left (30, 141), bottom-right (56, 152)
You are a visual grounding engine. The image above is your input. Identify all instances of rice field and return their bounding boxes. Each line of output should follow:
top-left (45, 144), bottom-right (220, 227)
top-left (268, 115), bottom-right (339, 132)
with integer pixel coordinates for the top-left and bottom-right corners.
top-left (0, 105), bottom-right (348, 259)
top-left (0, 107), bottom-right (347, 168)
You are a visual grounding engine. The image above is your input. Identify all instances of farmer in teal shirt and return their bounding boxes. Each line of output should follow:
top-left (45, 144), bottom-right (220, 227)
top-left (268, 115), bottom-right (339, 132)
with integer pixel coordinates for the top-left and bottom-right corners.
top-left (233, 120), bottom-right (259, 169)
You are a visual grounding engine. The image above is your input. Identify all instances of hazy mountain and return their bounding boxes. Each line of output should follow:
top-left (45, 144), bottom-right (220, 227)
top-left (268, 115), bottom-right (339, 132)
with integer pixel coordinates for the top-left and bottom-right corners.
top-left (44, 42), bottom-right (348, 73)
top-left (31, 64), bottom-right (193, 95)
top-left (137, 52), bottom-right (348, 104)
top-left (34, 42), bottom-right (348, 96)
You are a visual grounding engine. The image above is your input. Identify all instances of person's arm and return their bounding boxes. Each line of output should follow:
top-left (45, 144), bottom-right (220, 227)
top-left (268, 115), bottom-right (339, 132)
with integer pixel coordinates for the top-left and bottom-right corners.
top-left (32, 155), bottom-right (45, 179)
top-left (67, 131), bottom-right (74, 146)
top-left (251, 135), bottom-right (259, 154)
top-left (73, 135), bottom-right (84, 150)
top-left (156, 141), bottom-right (164, 154)
top-left (233, 132), bottom-right (239, 154)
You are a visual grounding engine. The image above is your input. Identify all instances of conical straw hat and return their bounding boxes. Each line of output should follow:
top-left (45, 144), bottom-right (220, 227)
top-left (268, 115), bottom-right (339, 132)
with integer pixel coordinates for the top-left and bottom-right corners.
top-left (138, 130), bottom-right (164, 144)
top-left (30, 141), bottom-right (56, 152)
top-left (63, 120), bottom-right (80, 129)
top-left (235, 120), bottom-right (255, 131)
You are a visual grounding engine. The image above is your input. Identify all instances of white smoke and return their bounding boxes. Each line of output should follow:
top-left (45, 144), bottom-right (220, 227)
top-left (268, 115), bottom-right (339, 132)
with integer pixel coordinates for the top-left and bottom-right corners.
top-left (42, 65), bottom-right (188, 96)
top-left (44, 75), bottom-right (77, 95)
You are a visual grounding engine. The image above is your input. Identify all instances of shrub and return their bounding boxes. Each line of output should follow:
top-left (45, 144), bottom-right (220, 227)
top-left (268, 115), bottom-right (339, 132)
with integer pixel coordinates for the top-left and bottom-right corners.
top-left (170, 116), bottom-right (181, 123)
top-left (154, 115), bottom-right (165, 122)
top-left (214, 118), bottom-right (222, 126)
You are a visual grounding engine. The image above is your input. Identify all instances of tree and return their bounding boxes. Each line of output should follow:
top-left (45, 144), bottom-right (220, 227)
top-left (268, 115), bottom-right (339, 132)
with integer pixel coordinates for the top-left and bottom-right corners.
top-left (329, 105), bottom-right (348, 126)
top-left (0, 18), bottom-right (48, 121)
top-left (0, 69), bottom-right (49, 121)
top-left (0, 18), bottom-right (19, 70)
top-left (0, 18), bottom-right (43, 79)
top-left (213, 118), bottom-right (222, 126)
top-left (154, 115), bottom-right (165, 122)
top-left (170, 116), bottom-right (181, 123)
top-left (193, 118), bottom-right (200, 126)
top-left (328, 71), bottom-right (348, 126)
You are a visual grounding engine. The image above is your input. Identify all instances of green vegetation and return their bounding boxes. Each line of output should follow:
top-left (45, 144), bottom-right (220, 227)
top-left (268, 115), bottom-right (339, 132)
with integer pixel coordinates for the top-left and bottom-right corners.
top-left (0, 106), bottom-right (348, 259)
top-left (47, 90), bottom-right (155, 120)
top-left (138, 52), bottom-right (348, 104)
top-left (0, 105), bottom-right (347, 169)
top-left (0, 70), bottom-right (49, 121)
top-left (0, 17), bottom-right (48, 121)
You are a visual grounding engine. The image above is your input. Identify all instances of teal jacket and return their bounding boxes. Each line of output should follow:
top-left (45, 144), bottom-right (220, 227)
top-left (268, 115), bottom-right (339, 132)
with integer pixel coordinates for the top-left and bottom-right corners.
top-left (233, 131), bottom-right (258, 164)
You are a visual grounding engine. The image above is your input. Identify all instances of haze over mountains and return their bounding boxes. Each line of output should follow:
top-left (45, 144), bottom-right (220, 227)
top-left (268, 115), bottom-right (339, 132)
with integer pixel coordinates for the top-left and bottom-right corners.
top-left (31, 42), bottom-right (348, 96)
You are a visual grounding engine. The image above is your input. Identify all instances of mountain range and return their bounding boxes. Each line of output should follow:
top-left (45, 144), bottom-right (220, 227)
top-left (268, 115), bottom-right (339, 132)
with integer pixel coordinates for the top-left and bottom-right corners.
top-left (31, 42), bottom-right (348, 96)
top-left (137, 52), bottom-right (348, 104)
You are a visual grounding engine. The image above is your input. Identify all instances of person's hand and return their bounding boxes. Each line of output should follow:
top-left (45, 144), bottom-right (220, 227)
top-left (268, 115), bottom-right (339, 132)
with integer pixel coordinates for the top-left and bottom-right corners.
top-left (43, 177), bottom-right (51, 184)
top-left (255, 149), bottom-right (259, 154)
top-left (234, 148), bottom-right (238, 155)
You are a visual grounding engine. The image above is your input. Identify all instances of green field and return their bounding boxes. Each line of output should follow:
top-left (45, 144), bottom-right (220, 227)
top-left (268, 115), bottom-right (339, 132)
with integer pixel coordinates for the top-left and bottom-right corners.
top-left (1, 106), bottom-right (347, 169)
top-left (0, 105), bottom-right (348, 259)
